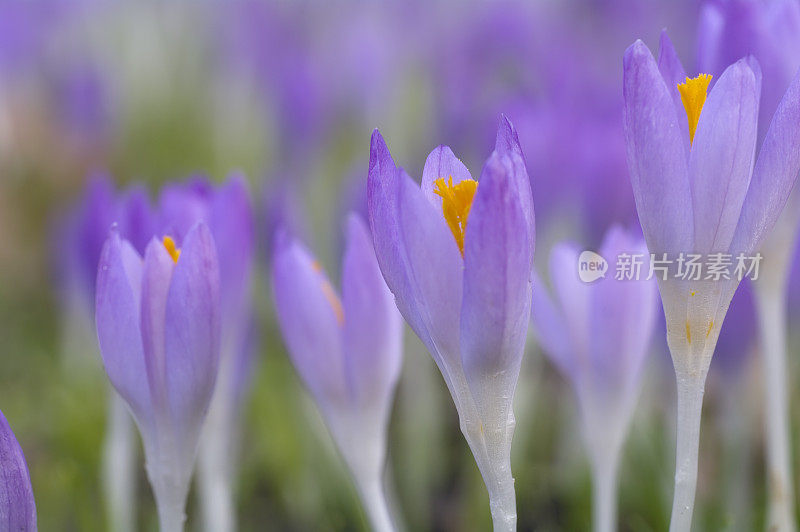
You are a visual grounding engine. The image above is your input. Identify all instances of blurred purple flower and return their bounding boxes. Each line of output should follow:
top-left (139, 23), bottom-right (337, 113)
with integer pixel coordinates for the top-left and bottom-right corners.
top-left (55, 175), bottom-right (156, 314)
top-left (532, 227), bottom-right (657, 531)
top-left (56, 61), bottom-right (113, 150)
top-left (697, 0), bottom-right (800, 136)
top-left (367, 116), bottom-right (534, 529)
top-left (262, 178), bottom-right (310, 261)
top-left (272, 213), bottom-right (402, 532)
top-left (95, 223), bottom-right (220, 531)
top-left (0, 409), bottom-right (37, 531)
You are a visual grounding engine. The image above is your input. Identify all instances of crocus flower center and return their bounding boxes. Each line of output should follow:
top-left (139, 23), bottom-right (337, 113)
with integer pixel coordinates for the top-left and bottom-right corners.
top-left (677, 73), bottom-right (713, 145)
top-left (162, 236), bottom-right (181, 263)
top-left (312, 261), bottom-right (345, 326)
top-left (433, 176), bottom-right (478, 256)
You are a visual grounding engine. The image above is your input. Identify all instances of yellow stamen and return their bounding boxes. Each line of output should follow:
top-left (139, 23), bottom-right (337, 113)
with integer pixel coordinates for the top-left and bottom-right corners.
top-left (433, 176), bottom-right (478, 256)
top-left (162, 236), bottom-right (181, 263)
top-left (686, 320), bottom-right (692, 344)
top-left (312, 261), bottom-right (345, 325)
top-left (706, 320), bottom-right (714, 338)
top-left (677, 74), bottom-right (713, 144)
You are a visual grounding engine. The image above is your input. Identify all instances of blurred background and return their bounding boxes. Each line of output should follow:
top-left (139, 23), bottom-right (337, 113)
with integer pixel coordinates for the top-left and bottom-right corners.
top-left (0, 0), bottom-right (797, 530)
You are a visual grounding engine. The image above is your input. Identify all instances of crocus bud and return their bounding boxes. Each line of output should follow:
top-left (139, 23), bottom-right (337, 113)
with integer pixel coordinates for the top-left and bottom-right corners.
top-left (96, 222), bottom-right (220, 532)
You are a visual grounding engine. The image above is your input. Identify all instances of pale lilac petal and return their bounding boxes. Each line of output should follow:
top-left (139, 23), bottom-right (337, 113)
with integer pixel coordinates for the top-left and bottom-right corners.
top-left (588, 228), bottom-right (657, 390)
top-left (0, 410), bottom-right (36, 531)
top-left (657, 30), bottom-right (690, 144)
top-left (272, 233), bottom-right (347, 402)
top-left (367, 130), bottom-right (463, 361)
top-left (549, 242), bottom-right (590, 357)
top-left (207, 174), bottom-right (254, 329)
top-left (140, 237), bottom-right (175, 412)
top-left (164, 223), bottom-right (221, 433)
top-left (690, 58), bottom-right (759, 253)
top-left (494, 115), bottom-right (535, 246)
top-left (341, 213), bottom-right (403, 403)
top-left (623, 40), bottom-right (693, 255)
top-left (95, 231), bottom-right (151, 425)
top-left (731, 67), bottom-right (800, 255)
top-left (530, 271), bottom-right (573, 377)
top-left (460, 152), bottom-right (532, 383)
top-left (421, 145), bottom-right (472, 208)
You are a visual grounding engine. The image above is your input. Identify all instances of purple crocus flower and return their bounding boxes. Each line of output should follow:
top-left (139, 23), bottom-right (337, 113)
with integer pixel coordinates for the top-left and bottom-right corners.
top-left (95, 223), bottom-right (221, 532)
top-left (272, 213), bottom-right (403, 532)
top-left (696, 4), bottom-right (800, 527)
top-left (623, 36), bottom-right (800, 530)
top-left (532, 227), bottom-right (657, 532)
top-left (367, 116), bottom-right (534, 530)
top-left (157, 174), bottom-right (254, 532)
top-left (0, 409), bottom-right (37, 530)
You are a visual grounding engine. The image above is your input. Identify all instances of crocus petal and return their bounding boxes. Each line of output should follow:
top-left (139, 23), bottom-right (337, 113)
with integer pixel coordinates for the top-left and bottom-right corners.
top-left (690, 58), bottom-right (759, 253)
top-left (549, 242), bottom-right (590, 358)
top-left (140, 236), bottom-right (175, 416)
top-left (657, 30), bottom-right (690, 144)
top-left (731, 66), bottom-right (800, 255)
top-left (164, 223), bottom-right (221, 434)
top-left (460, 152), bottom-right (532, 389)
top-left (623, 40), bottom-right (693, 255)
top-left (0, 410), bottom-right (36, 531)
top-left (421, 145), bottom-right (473, 207)
top-left (341, 213), bottom-right (402, 403)
top-left (158, 180), bottom-right (211, 242)
top-left (272, 233), bottom-right (346, 402)
top-left (495, 115), bottom-right (535, 246)
top-left (367, 130), bottom-right (463, 365)
top-left (117, 185), bottom-right (156, 256)
top-left (207, 174), bottom-right (254, 329)
top-left (530, 271), bottom-right (573, 377)
top-left (589, 228), bottom-right (656, 390)
top-left (96, 231), bottom-right (151, 425)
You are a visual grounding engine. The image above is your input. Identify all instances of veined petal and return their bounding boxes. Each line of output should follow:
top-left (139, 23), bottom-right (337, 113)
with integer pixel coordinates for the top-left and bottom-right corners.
top-left (0, 410), bottom-right (36, 530)
top-left (495, 115), bottom-right (535, 247)
top-left (421, 145), bottom-right (472, 208)
top-left (341, 213), bottom-right (403, 404)
top-left (272, 233), bottom-right (347, 402)
top-left (461, 152), bottom-right (532, 386)
top-left (96, 231), bottom-right (152, 426)
top-left (367, 130), bottom-right (463, 366)
top-left (623, 40), bottom-right (693, 255)
top-left (690, 58), bottom-right (759, 253)
top-left (731, 67), bottom-right (800, 255)
top-left (164, 223), bottom-right (221, 435)
top-left (140, 236), bottom-right (176, 413)
top-left (657, 30), bottom-right (690, 144)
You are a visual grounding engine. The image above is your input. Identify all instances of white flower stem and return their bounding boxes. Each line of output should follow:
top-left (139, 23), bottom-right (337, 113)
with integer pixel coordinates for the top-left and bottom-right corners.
top-left (353, 474), bottom-right (395, 532)
top-left (149, 470), bottom-right (188, 532)
top-left (591, 452), bottom-right (619, 532)
top-left (103, 392), bottom-right (136, 532)
top-left (198, 381), bottom-right (237, 532)
top-left (669, 373), bottom-right (706, 532)
top-left (461, 414), bottom-right (517, 531)
top-left (754, 285), bottom-right (796, 532)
